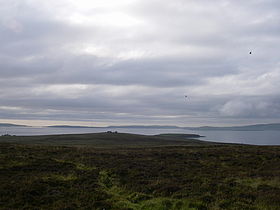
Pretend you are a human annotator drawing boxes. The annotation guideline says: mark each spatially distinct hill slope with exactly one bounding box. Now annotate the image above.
[0,132,217,147]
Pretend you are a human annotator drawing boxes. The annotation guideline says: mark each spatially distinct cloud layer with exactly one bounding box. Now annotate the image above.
[0,0,280,126]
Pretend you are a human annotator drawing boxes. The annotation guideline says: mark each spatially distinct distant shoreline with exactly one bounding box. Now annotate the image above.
[2,123,280,131]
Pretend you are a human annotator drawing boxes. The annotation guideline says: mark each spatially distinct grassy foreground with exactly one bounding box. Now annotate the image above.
[1,133,280,209]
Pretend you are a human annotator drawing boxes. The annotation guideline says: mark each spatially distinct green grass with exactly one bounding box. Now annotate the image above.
[42,174,78,182]
[1,133,280,209]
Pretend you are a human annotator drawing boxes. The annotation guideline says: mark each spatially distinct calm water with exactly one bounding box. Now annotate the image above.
[1,126,280,145]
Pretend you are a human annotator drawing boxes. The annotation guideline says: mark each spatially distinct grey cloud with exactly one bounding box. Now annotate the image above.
[219,96,280,118]
[3,54,238,88]
[0,0,280,126]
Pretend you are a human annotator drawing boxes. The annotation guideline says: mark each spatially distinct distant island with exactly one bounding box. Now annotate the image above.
[186,123,280,131]
[2,122,280,131]
[107,125,179,129]
[0,123,28,127]
[47,125,179,129]
[47,125,101,128]
[48,123,280,131]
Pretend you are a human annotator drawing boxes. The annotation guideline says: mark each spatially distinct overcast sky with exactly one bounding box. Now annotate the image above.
[0,0,280,126]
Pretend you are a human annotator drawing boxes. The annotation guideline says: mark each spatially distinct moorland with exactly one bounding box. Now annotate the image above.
[1,132,280,209]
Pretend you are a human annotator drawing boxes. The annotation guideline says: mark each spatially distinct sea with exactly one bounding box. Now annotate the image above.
[0,126,280,145]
